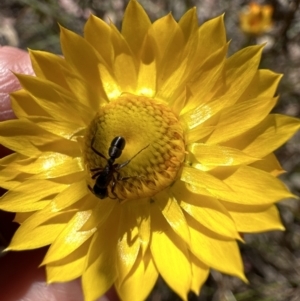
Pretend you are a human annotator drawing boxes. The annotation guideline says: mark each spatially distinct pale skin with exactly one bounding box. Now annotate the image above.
[0,46,119,301]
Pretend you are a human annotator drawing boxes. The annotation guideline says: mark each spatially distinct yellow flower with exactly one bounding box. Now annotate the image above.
[0,1,299,300]
[239,2,273,35]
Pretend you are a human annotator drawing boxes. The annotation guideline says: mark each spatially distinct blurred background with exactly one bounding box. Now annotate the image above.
[0,0,300,300]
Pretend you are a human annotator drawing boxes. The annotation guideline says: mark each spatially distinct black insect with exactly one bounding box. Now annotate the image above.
[88,136,148,199]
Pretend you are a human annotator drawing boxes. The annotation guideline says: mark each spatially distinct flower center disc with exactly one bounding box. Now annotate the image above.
[83,93,185,202]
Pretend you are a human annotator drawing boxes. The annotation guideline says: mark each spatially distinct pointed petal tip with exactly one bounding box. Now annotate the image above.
[241,274,249,284]
[86,13,106,26]
[39,262,46,268]
[237,234,245,243]
[287,192,300,200]
[58,24,72,35]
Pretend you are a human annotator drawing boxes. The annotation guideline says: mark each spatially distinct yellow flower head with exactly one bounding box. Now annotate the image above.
[0,1,299,300]
[239,2,274,35]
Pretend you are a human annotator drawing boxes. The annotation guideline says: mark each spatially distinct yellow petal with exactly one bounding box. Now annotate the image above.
[132,200,150,256]
[60,26,108,106]
[116,250,158,301]
[114,53,137,93]
[207,96,277,144]
[216,165,294,205]
[46,239,90,282]
[151,13,182,59]
[185,126,215,145]
[0,152,21,166]
[177,31,199,89]
[221,45,264,104]
[0,166,23,190]
[116,202,141,284]
[30,158,84,180]
[98,55,122,99]
[172,181,240,240]
[154,15,186,102]
[238,69,282,101]
[10,89,48,119]
[109,24,138,94]
[121,0,151,56]
[241,114,300,157]
[29,50,70,91]
[27,116,85,140]
[187,214,246,282]
[8,153,71,174]
[228,205,284,233]
[189,143,258,166]
[110,22,134,60]
[250,153,284,176]
[181,166,231,195]
[150,204,191,301]
[82,207,120,301]
[79,198,116,231]
[47,256,86,283]
[179,7,198,41]
[84,15,113,66]
[182,43,227,115]
[190,252,209,294]
[60,65,108,114]
[7,211,75,250]
[42,211,95,264]
[51,181,90,211]
[82,240,116,301]
[0,119,59,157]
[16,74,87,123]
[180,80,229,129]
[0,179,68,212]
[136,33,156,97]
[14,212,34,224]
[154,190,191,245]
[197,15,226,63]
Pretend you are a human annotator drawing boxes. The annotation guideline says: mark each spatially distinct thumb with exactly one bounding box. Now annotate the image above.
[0,46,34,121]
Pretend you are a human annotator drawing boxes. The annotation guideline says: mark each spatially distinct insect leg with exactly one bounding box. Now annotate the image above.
[117,144,150,170]
[90,167,104,172]
[91,170,104,179]
[91,136,107,160]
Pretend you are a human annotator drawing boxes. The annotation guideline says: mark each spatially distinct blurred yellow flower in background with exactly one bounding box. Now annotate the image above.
[240,2,273,35]
[0,0,299,301]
